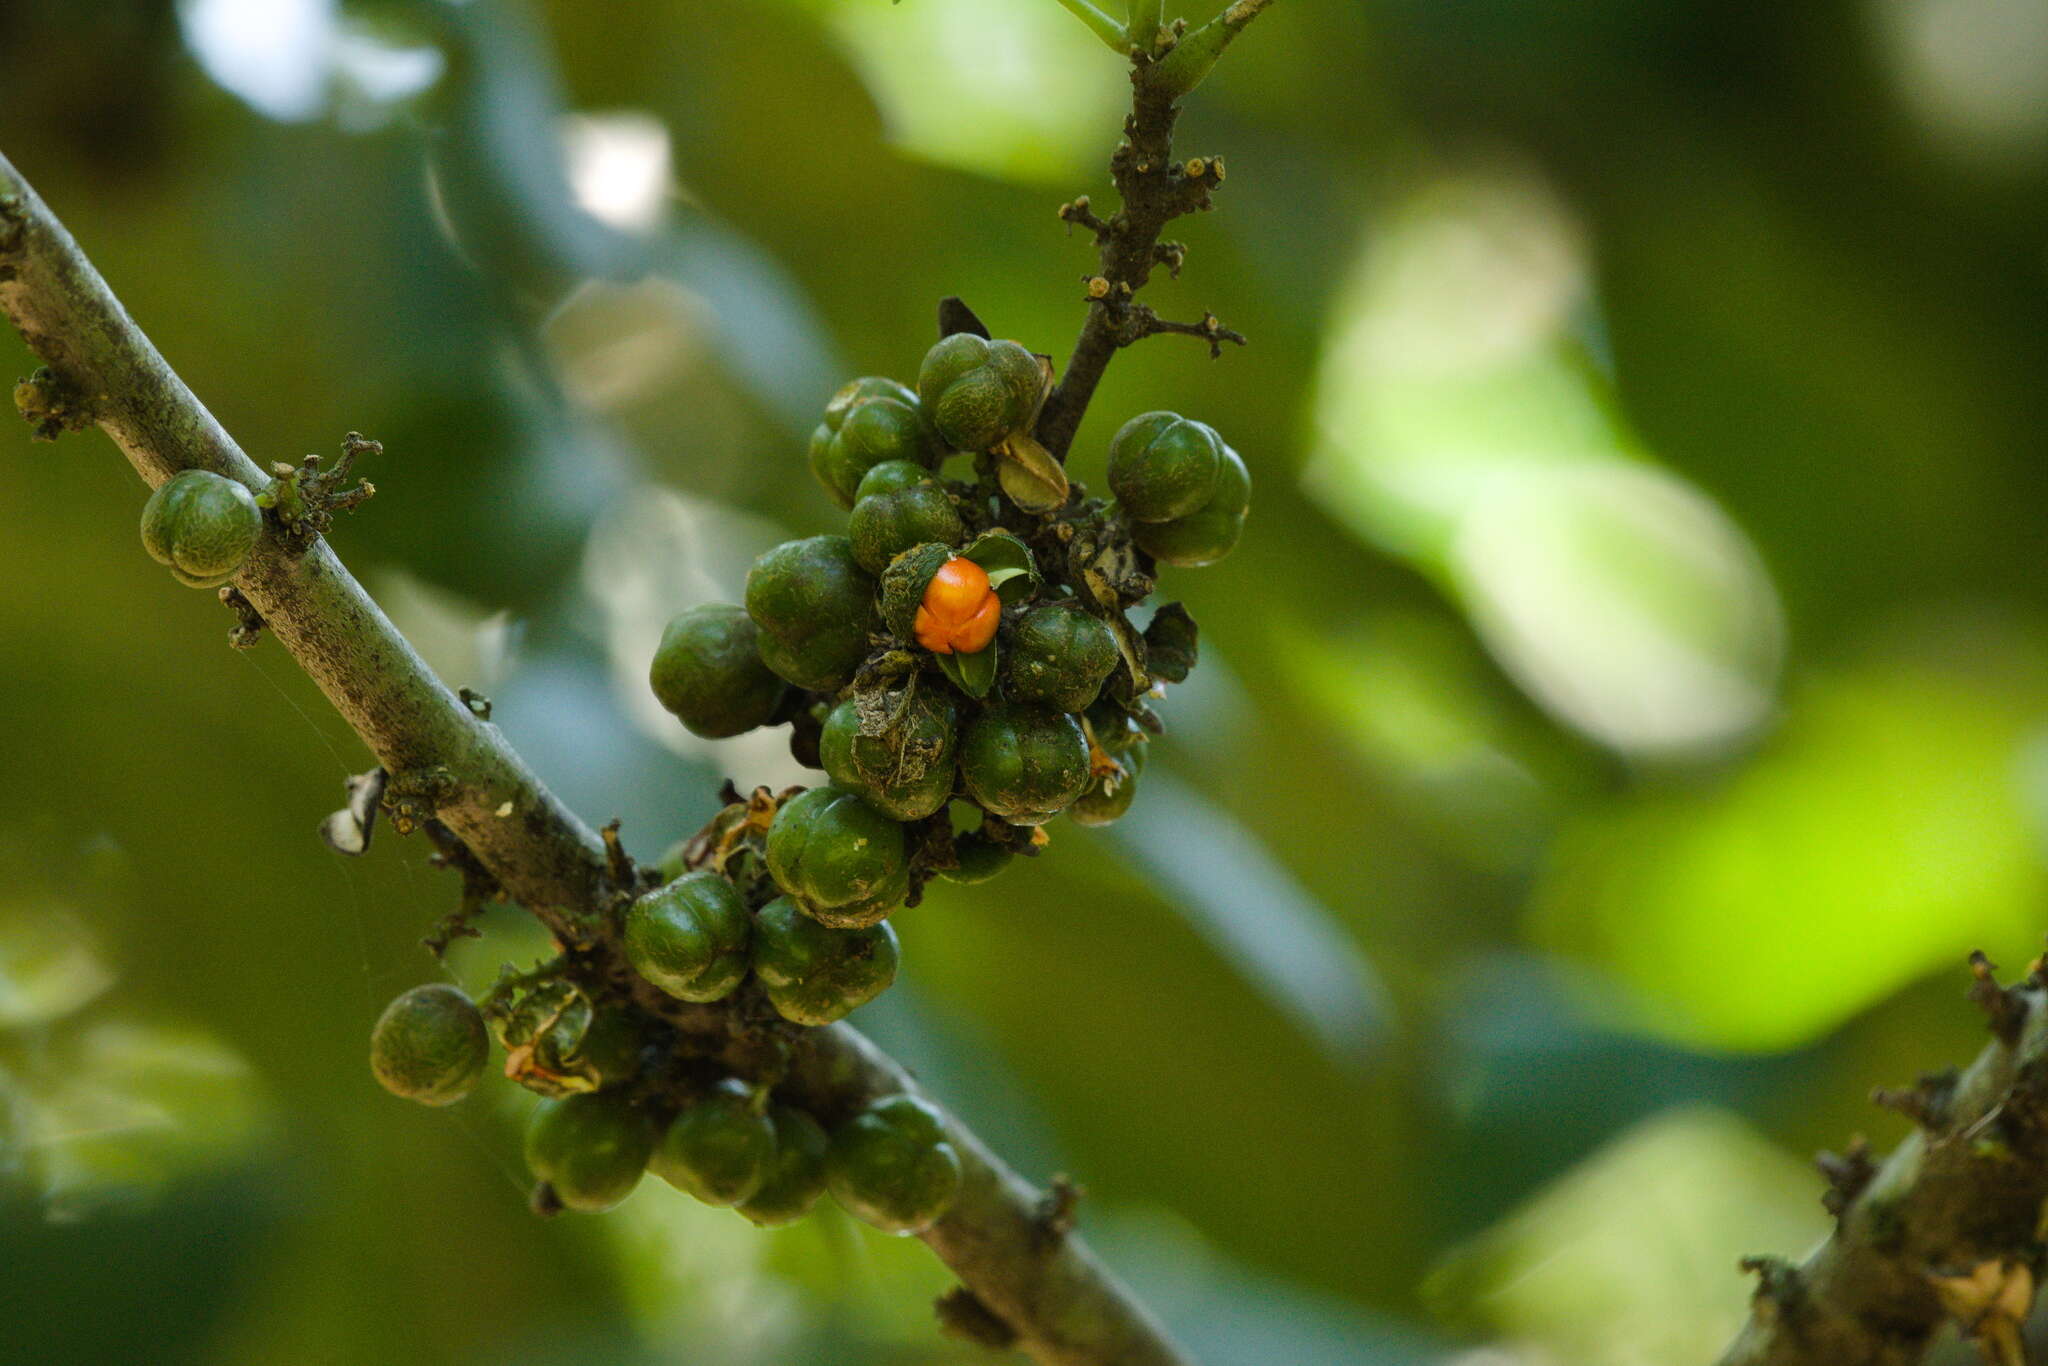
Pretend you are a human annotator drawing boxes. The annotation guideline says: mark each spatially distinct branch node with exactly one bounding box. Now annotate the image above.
[258,431,379,544]
[1739,1255,1807,1322]
[218,585,266,649]
[934,1286,1020,1350]
[14,365,92,439]
[1035,1173,1084,1242]
[601,818,637,888]
[1873,1067,1961,1132]
[383,765,456,838]
[458,687,493,721]
[1970,951,2029,1045]
[1816,1135,1876,1220]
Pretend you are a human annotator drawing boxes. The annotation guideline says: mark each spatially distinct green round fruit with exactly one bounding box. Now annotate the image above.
[765,787,910,927]
[916,335,1043,453]
[827,1094,963,1235]
[524,1090,657,1213]
[623,871,753,1003]
[809,378,937,509]
[369,983,489,1107]
[939,830,1014,885]
[848,464,964,574]
[1084,700,1146,756]
[1069,743,1145,828]
[1105,412,1224,523]
[819,689,959,822]
[648,604,788,739]
[1003,601,1120,713]
[751,896,900,1025]
[651,1077,775,1207]
[958,704,1091,825]
[745,536,879,692]
[1129,443,1250,568]
[738,1105,831,1227]
[139,469,263,589]
[878,542,957,642]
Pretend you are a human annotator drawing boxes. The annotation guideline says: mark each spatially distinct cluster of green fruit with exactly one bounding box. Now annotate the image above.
[369,981,963,1233]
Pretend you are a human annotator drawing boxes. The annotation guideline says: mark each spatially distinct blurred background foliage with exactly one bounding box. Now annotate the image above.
[3,0,2047,1361]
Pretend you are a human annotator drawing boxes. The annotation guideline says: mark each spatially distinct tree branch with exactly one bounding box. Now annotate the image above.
[0,150,1193,1366]
[1717,955,2048,1366]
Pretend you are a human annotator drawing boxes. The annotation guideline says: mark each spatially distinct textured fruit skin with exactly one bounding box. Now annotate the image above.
[750,896,900,1025]
[369,983,489,1107]
[1069,742,1145,828]
[819,690,959,822]
[916,335,1042,452]
[1129,442,1250,568]
[827,1094,963,1235]
[808,377,937,509]
[745,536,879,692]
[648,604,788,739]
[139,470,263,589]
[914,557,1001,655]
[848,464,964,574]
[1004,601,1119,713]
[651,1077,775,1207]
[939,830,1014,885]
[959,704,1092,825]
[524,1090,657,1213]
[880,543,958,643]
[738,1105,831,1227]
[623,871,753,1003]
[1106,412,1224,523]
[765,787,910,927]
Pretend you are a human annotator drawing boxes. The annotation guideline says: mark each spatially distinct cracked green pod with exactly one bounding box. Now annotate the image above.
[827,1094,962,1235]
[623,870,752,1003]
[808,377,938,509]
[139,469,263,589]
[1106,411,1225,523]
[765,786,910,927]
[1130,441,1249,568]
[738,1105,831,1227]
[880,542,958,642]
[525,1089,657,1213]
[745,536,879,692]
[486,977,641,1098]
[848,462,964,574]
[649,604,789,739]
[1070,741,1146,828]
[651,1077,775,1207]
[1004,601,1119,713]
[369,983,489,1107]
[916,334,1043,452]
[751,896,900,1025]
[820,688,959,822]
[958,704,1092,825]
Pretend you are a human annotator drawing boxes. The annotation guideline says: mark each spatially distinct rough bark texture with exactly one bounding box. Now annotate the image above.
[0,149,1194,1366]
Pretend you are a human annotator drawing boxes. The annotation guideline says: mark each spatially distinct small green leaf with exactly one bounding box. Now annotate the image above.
[962,529,1041,605]
[1144,603,1199,683]
[937,642,1000,699]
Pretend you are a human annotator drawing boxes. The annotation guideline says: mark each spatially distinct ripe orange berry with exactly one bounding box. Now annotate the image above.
[914,557,1001,654]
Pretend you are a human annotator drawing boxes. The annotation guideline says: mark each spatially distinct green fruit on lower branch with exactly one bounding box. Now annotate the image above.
[624,871,752,1003]
[369,983,488,1107]
[1084,699,1146,756]
[916,334,1043,452]
[819,688,959,821]
[751,897,900,1025]
[648,604,788,739]
[827,1094,963,1235]
[1128,442,1249,568]
[140,469,263,589]
[745,536,879,692]
[1106,411,1224,523]
[765,787,910,927]
[525,1090,657,1213]
[651,1077,775,1207]
[809,377,937,509]
[1069,743,1145,828]
[738,1105,831,1227]
[959,704,1091,825]
[939,830,1014,885]
[1004,601,1120,713]
[848,464,964,574]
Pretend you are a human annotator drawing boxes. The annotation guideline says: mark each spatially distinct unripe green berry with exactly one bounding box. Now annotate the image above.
[819,689,958,822]
[848,463,964,574]
[1069,743,1145,828]
[751,896,899,1026]
[765,786,910,927]
[1004,601,1120,714]
[369,983,489,1107]
[809,378,938,509]
[651,1078,775,1207]
[916,335,1043,452]
[623,871,752,1003]
[524,1090,657,1213]
[958,704,1091,826]
[939,830,1014,885]
[1105,412,1224,523]
[1129,443,1250,568]
[738,1105,831,1227]
[744,536,879,692]
[827,1094,963,1235]
[139,469,263,589]
[648,604,789,739]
